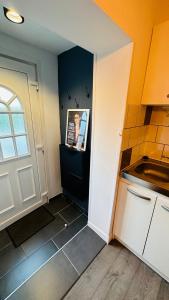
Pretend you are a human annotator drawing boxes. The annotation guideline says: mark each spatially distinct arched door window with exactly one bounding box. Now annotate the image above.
[0,85,29,161]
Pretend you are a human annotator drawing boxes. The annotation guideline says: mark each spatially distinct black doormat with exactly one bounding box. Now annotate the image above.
[7,206,55,247]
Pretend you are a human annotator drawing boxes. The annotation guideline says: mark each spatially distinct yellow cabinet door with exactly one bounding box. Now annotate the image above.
[142,20,169,105]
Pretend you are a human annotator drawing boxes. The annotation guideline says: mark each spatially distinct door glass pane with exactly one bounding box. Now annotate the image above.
[0,114,12,136]
[0,86,13,102]
[9,98,23,112]
[12,114,26,134]
[0,138,15,158]
[15,136,29,156]
[0,103,8,112]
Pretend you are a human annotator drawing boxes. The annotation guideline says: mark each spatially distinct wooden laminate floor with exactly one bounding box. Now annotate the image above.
[64,240,169,300]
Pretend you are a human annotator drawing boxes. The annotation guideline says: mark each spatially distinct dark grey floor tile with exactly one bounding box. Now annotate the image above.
[21,214,65,256]
[0,229,12,251]
[0,240,58,300]
[8,251,78,300]
[53,215,87,249]
[83,210,88,217]
[0,244,26,278]
[63,226,106,274]
[59,204,83,224]
[45,195,71,216]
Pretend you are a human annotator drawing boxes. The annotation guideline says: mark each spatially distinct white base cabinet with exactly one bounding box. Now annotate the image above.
[114,180,156,255]
[143,195,169,279]
[115,178,169,282]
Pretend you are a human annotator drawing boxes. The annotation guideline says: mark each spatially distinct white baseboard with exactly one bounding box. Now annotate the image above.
[48,189,62,200]
[88,221,110,243]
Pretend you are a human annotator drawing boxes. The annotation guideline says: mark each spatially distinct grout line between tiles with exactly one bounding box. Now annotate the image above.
[57,212,69,224]
[1,207,87,290]
[50,213,88,240]
[62,249,80,276]
[51,238,60,249]
[0,238,59,282]
[161,144,165,159]
[70,213,86,223]
[0,230,63,281]
[155,125,159,143]
[55,203,72,214]
[4,225,88,300]
[52,223,88,251]
[1,201,87,297]
[0,242,12,255]
[69,201,88,215]
[52,212,85,240]
[4,248,60,300]
[0,255,27,281]
[21,213,86,258]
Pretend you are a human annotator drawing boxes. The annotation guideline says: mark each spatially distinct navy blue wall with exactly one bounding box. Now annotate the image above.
[58,46,93,148]
[58,46,93,211]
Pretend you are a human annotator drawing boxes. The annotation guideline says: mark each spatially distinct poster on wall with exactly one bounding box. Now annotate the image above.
[65,109,90,151]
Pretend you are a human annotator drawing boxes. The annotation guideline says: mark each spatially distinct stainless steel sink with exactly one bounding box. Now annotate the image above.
[134,162,169,183]
[122,158,169,197]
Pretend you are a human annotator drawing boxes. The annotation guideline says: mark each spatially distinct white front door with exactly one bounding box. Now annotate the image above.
[0,66,42,229]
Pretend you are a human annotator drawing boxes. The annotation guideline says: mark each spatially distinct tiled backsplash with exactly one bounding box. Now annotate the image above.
[143,107,169,162]
[120,106,169,170]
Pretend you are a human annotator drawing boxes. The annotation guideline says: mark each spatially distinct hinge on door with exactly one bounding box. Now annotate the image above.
[29,81,39,92]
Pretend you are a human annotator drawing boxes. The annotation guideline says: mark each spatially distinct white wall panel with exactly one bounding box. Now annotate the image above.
[0,173,14,214]
[17,165,36,202]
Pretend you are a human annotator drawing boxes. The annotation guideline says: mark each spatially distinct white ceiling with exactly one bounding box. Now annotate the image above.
[0,4,75,54]
[0,0,131,55]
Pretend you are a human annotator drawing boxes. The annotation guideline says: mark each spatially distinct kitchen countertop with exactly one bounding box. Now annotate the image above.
[121,158,169,197]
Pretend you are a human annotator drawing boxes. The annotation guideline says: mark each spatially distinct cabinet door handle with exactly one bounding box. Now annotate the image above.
[161,205,169,212]
[127,188,151,201]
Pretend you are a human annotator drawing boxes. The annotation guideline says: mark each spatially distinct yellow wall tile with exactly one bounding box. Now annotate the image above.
[143,142,164,160]
[145,125,158,142]
[138,126,146,144]
[151,107,169,126]
[125,104,138,128]
[121,129,130,151]
[163,145,169,157]
[156,126,169,144]
[161,145,169,163]
[130,144,142,164]
[128,127,139,148]
[136,106,146,126]
[139,143,145,158]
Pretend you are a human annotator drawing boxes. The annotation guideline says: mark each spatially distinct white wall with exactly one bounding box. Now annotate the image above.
[88,43,133,242]
[0,32,61,199]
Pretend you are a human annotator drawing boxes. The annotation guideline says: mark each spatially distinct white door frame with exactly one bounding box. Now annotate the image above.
[0,55,48,229]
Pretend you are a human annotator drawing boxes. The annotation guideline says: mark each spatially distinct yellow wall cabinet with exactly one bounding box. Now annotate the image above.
[142,20,169,105]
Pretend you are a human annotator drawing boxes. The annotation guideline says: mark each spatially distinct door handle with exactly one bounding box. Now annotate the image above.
[127,188,151,201]
[36,145,44,153]
[161,204,169,212]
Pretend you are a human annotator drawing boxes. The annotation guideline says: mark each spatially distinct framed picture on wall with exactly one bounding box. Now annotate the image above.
[65,109,90,151]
